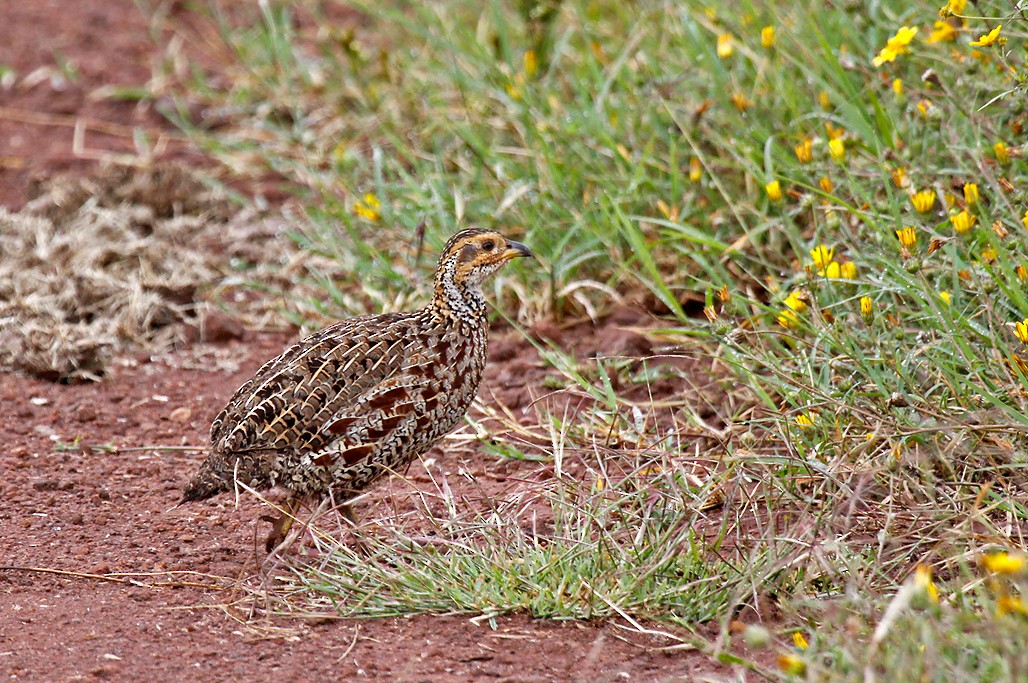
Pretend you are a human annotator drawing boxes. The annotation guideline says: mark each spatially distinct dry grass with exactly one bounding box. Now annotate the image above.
[0,163,286,380]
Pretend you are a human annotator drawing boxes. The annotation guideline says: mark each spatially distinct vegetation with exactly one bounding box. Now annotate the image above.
[151,0,1028,679]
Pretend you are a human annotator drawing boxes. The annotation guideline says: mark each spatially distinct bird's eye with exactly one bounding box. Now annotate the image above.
[481,240,495,251]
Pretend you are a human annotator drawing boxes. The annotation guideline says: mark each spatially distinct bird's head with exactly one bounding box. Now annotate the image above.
[432,228,534,320]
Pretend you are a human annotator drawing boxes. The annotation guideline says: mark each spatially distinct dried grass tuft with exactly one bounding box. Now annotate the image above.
[0,163,283,381]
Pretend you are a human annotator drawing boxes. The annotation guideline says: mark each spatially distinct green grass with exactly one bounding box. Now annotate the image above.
[150,0,1028,679]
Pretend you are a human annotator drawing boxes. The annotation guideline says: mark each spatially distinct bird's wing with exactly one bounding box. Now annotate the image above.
[210,313,420,456]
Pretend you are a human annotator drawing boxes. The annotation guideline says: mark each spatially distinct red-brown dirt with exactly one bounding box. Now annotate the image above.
[0,1,767,680]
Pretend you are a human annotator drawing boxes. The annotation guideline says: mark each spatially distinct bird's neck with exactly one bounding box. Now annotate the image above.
[428,255,487,324]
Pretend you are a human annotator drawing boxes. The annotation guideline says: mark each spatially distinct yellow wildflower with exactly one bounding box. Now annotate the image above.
[810,246,835,272]
[917,99,935,119]
[730,92,753,111]
[963,182,980,206]
[981,551,1027,574]
[997,596,1028,617]
[689,157,702,183]
[777,654,806,676]
[860,296,874,319]
[940,0,966,17]
[928,21,958,43]
[777,309,801,329]
[766,180,784,202]
[761,25,776,49]
[970,25,1002,47]
[914,565,940,604]
[828,138,845,161]
[872,26,918,67]
[819,177,834,193]
[792,632,809,650]
[818,90,831,109]
[892,166,909,188]
[840,262,857,279]
[994,141,1010,164]
[1016,320,1028,345]
[824,261,841,278]
[717,33,734,59]
[981,246,998,263]
[892,78,904,98]
[1023,210,1028,231]
[952,210,976,234]
[353,193,382,221]
[1016,265,1028,282]
[824,122,845,140]
[784,290,809,312]
[911,190,936,213]
[795,414,813,428]
[939,291,951,305]
[794,138,813,163]
[896,227,918,249]
[524,50,538,77]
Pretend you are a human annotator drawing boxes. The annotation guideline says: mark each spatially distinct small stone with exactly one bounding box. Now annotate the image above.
[31,478,59,491]
[169,406,192,422]
[200,310,245,343]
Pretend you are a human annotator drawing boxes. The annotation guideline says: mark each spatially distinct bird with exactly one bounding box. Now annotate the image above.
[181,228,534,551]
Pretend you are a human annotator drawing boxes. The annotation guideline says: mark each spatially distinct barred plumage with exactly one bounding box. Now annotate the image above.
[181,228,533,548]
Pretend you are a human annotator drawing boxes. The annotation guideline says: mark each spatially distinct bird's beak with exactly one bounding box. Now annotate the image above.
[503,240,535,260]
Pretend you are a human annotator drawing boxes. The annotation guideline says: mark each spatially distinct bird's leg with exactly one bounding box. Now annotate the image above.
[263,496,302,553]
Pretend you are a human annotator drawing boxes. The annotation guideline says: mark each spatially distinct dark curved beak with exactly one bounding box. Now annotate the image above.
[504,240,535,260]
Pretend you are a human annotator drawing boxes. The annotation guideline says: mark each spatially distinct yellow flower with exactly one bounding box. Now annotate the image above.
[860,296,873,315]
[818,90,831,108]
[952,211,976,233]
[892,78,904,97]
[994,142,1010,164]
[970,25,1002,47]
[730,92,754,111]
[795,414,814,428]
[1023,210,1028,231]
[896,227,918,249]
[717,33,734,59]
[872,26,918,67]
[928,21,958,43]
[524,50,538,77]
[939,291,951,305]
[766,180,784,202]
[940,0,966,17]
[819,177,834,193]
[828,138,845,161]
[997,596,1028,617]
[981,551,1027,574]
[689,157,702,183]
[1015,320,1028,345]
[963,182,980,206]
[353,193,382,221]
[981,246,998,263]
[777,654,806,676]
[892,167,909,188]
[784,290,809,312]
[911,190,936,213]
[794,138,813,163]
[1016,265,1027,282]
[778,309,801,329]
[824,261,841,278]
[840,262,857,279]
[810,246,835,271]
[792,632,809,650]
[761,26,776,49]
[914,565,940,604]
[917,99,935,119]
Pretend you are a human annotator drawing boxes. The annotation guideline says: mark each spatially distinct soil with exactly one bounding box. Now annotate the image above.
[0,1,766,681]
